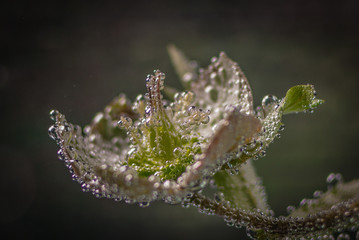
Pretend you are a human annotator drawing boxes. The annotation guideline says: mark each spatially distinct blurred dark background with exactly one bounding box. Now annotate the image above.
[1,0,359,239]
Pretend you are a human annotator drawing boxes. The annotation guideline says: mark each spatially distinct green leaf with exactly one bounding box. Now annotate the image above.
[282,84,324,115]
[214,160,270,212]
[222,84,324,171]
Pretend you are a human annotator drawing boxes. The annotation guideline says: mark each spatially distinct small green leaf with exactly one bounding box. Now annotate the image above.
[222,84,323,171]
[282,84,324,115]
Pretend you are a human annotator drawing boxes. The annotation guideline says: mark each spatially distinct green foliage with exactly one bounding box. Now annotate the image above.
[282,84,324,114]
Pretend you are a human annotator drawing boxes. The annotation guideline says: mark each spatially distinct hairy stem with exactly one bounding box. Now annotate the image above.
[189,193,359,239]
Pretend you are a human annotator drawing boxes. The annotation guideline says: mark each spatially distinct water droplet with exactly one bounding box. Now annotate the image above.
[118,116,133,130]
[188,106,196,114]
[300,198,308,207]
[181,135,189,142]
[57,149,65,161]
[125,174,133,184]
[214,193,224,202]
[181,201,190,208]
[262,95,278,107]
[246,228,258,239]
[261,95,279,117]
[313,190,323,198]
[64,123,72,132]
[201,115,210,124]
[326,173,343,189]
[48,125,58,140]
[226,221,234,227]
[49,109,59,121]
[139,202,150,207]
[258,150,266,158]
[173,147,182,157]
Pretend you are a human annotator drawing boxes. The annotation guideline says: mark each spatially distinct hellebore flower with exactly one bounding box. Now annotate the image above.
[48,49,266,204]
[49,46,359,239]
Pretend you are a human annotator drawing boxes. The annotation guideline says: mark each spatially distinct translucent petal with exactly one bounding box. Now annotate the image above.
[191,52,255,138]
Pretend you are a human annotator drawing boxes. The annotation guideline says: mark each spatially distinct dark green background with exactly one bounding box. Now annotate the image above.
[1,0,358,239]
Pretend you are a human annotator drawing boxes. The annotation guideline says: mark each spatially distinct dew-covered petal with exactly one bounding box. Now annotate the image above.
[49,93,196,203]
[178,109,261,189]
[190,52,255,138]
[87,94,138,146]
[49,73,215,203]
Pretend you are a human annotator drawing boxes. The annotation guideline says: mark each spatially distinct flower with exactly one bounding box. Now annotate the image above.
[48,50,265,204]
[49,46,359,239]
[49,46,325,207]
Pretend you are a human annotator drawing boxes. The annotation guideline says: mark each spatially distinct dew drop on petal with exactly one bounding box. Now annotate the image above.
[57,149,65,161]
[201,115,210,124]
[49,109,59,121]
[48,125,58,140]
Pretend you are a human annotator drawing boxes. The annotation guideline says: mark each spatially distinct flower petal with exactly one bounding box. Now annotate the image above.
[191,52,255,137]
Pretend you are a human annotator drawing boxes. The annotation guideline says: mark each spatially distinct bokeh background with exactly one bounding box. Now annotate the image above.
[1,0,359,239]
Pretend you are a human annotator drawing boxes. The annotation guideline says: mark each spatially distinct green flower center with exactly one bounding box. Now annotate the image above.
[118,70,209,181]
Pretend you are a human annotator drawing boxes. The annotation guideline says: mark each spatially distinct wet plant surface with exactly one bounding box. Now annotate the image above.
[2,1,359,239]
[48,46,359,239]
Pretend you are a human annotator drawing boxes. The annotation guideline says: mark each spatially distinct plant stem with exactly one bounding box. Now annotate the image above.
[189,193,359,239]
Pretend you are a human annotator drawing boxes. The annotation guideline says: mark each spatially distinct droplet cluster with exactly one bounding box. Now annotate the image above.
[189,191,359,240]
[220,94,282,173]
[48,52,268,208]
[47,69,225,206]
[48,113,191,205]
[48,49,354,240]
[191,52,255,138]
[117,70,212,182]
[189,172,359,239]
